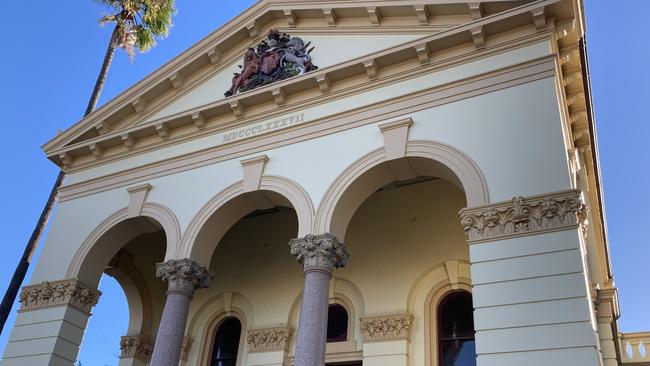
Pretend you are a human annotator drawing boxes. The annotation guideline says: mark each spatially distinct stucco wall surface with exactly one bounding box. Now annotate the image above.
[32,74,571,286]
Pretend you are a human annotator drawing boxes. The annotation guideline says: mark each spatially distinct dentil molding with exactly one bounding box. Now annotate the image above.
[120,335,154,362]
[247,326,293,352]
[18,279,101,314]
[459,189,587,243]
[360,314,413,342]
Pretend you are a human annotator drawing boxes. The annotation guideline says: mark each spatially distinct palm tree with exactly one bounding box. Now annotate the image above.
[0,0,177,335]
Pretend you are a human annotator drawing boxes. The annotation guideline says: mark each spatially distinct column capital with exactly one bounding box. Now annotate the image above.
[459,189,587,243]
[120,334,154,362]
[289,234,350,272]
[18,279,101,315]
[156,259,214,296]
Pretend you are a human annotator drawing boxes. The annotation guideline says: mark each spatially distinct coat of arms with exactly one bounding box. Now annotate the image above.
[224,30,318,97]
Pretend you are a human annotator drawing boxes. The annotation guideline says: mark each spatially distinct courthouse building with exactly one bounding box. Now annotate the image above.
[2,0,648,365]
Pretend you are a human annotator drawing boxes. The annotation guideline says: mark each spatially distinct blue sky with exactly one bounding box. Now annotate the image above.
[0,1,648,364]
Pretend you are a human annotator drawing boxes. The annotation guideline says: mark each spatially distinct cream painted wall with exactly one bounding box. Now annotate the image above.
[33,76,571,286]
[185,179,468,364]
[408,76,571,201]
[148,34,423,121]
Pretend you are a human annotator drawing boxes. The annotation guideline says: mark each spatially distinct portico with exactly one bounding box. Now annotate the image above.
[1,0,637,365]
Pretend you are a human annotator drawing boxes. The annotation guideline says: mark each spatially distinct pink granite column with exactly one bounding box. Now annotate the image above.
[290,234,350,366]
[150,259,213,366]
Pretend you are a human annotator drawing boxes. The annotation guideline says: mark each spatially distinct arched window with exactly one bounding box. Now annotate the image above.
[438,291,476,366]
[210,317,241,366]
[327,304,348,342]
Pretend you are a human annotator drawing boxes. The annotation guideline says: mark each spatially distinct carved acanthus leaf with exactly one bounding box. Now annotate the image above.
[18,279,101,314]
[181,337,193,361]
[120,335,153,362]
[360,314,412,341]
[247,326,293,352]
[289,234,350,270]
[156,259,214,296]
[459,190,588,243]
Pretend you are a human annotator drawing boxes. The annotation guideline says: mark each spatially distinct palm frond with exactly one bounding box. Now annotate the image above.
[95,0,177,59]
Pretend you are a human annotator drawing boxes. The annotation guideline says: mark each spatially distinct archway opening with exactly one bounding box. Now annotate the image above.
[328,156,469,241]
[188,189,303,364]
[75,216,169,365]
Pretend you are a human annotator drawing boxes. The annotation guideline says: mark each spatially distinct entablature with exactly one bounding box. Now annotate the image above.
[45,0,574,172]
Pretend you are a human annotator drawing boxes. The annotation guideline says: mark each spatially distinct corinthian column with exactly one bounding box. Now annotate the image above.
[290,234,350,366]
[150,259,213,366]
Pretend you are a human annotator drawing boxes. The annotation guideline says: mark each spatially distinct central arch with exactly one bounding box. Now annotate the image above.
[179,175,314,264]
[314,140,489,239]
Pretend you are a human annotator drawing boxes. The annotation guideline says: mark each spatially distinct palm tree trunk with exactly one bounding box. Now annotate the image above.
[85,27,119,116]
[0,26,120,335]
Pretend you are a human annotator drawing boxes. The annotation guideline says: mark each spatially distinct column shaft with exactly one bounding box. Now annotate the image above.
[289,234,350,366]
[150,293,192,366]
[294,268,331,366]
[150,259,213,366]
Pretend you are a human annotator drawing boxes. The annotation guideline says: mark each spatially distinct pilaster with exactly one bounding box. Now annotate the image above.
[0,279,101,366]
[461,190,601,366]
[360,314,412,366]
[246,326,293,366]
[596,287,621,366]
[119,334,153,366]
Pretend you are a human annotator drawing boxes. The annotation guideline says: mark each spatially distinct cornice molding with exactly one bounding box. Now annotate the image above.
[246,326,293,352]
[57,56,555,202]
[360,314,412,342]
[459,189,587,243]
[45,0,524,153]
[18,279,101,315]
[44,0,566,170]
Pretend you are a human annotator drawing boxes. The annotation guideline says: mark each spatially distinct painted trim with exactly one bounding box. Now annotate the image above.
[314,140,489,238]
[65,202,181,283]
[178,175,314,261]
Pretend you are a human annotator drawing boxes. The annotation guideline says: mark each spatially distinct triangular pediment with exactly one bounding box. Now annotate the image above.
[45,0,573,170]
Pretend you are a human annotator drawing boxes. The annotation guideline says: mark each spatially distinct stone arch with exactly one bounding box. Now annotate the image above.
[67,202,180,288]
[314,140,489,239]
[406,260,472,366]
[105,256,154,337]
[179,175,314,265]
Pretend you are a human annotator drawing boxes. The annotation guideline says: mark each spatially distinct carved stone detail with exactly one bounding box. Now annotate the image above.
[289,234,350,271]
[180,336,193,361]
[156,259,214,296]
[360,314,412,342]
[459,189,587,243]
[18,279,101,314]
[120,335,154,361]
[247,326,292,352]
[224,30,318,97]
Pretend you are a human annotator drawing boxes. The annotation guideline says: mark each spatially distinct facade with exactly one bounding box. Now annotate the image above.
[1,0,647,365]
